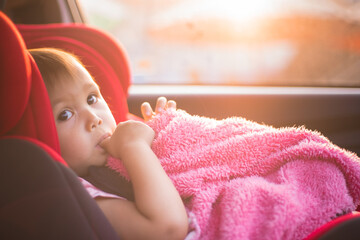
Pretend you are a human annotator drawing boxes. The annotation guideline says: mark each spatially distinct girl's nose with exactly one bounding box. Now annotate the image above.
[86,110,103,131]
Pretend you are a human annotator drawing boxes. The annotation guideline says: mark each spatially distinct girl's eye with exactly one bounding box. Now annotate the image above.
[57,110,73,121]
[87,94,98,105]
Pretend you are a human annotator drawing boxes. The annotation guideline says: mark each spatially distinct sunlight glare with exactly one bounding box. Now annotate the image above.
[199,0,279,24]
[151,0,282,29]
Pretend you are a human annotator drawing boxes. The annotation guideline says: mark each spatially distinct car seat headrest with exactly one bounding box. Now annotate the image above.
[17,23,131,124]
[1,11,132,159]
[0,11,60,153]
[0,11,31,135]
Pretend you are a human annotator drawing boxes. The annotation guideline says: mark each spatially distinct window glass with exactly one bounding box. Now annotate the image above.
[80,0,360,87]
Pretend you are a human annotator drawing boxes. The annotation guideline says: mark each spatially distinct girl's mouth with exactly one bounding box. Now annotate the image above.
[97,133,111,149]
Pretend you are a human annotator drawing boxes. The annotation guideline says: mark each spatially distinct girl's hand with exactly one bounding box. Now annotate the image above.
[141,97,176,121]
[96,98,188,240]
[100,120,155,159]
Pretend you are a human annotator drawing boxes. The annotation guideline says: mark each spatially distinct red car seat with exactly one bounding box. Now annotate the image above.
[2,9,360,240]
[0,12,61,158]
[0,11,119,239]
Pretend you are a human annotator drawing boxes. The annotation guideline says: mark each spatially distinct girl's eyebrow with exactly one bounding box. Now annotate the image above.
[51,95,72,108]
[84,82,100,91]
[51,82,100,107]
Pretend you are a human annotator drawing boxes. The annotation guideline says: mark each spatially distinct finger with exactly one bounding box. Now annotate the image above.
[99,137,111,149]
[155,97,167,114]
[141,102,154,121]
[167,100,177,109]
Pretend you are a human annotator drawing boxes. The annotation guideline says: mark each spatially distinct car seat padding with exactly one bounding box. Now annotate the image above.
[0,11,60,154]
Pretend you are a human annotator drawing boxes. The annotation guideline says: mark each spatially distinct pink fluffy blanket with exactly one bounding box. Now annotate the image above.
[107,109,360,240]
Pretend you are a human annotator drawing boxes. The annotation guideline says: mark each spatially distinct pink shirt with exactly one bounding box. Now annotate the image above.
[79,177,125,200]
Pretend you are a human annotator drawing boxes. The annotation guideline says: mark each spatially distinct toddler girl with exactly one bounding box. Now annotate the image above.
[29,48,188,240]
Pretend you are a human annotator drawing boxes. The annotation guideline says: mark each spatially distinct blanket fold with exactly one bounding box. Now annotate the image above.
[107,109,360,240]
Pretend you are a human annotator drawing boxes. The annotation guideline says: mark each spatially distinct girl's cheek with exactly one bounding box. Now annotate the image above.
[55,121,75,141]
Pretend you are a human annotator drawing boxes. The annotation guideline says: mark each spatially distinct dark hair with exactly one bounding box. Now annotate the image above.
[29,48,85,91]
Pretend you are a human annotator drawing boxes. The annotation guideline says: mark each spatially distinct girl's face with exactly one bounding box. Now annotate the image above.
[48,60,116,176]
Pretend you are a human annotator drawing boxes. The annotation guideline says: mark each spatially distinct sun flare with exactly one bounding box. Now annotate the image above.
[152,0,280,26]
[198,0,278,24]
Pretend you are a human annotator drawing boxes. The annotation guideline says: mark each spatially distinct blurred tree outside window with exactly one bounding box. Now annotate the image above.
[80,0,360,87]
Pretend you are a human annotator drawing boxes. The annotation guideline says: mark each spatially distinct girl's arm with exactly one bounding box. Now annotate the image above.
[97,99,187,240]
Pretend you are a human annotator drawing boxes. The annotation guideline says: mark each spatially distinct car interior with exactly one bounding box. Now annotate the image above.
[1,0,360,239]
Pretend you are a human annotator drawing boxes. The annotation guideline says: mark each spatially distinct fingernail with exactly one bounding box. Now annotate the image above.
[146,109,151,116]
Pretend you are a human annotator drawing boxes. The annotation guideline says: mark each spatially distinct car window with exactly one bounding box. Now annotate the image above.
[79,0,360,87]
